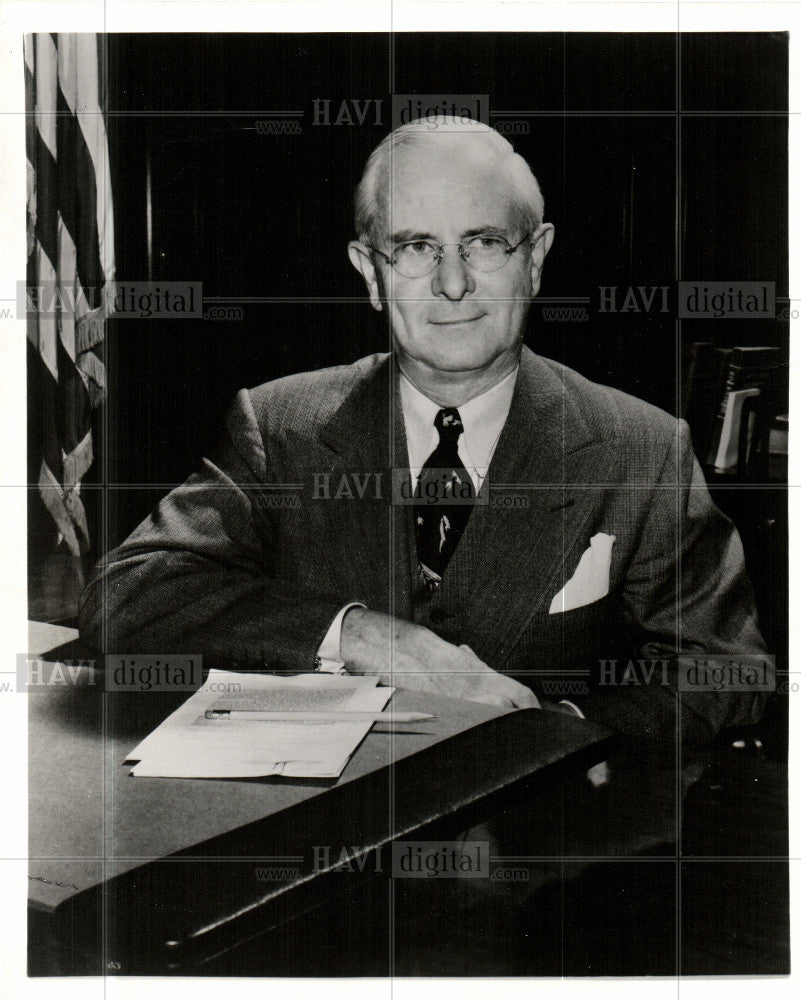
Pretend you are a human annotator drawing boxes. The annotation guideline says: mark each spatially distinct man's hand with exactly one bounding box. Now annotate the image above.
[340,607,540,710]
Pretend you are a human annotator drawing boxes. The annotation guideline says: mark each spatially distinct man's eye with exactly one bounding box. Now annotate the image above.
[400,241,433,255]
[473,236,505,248]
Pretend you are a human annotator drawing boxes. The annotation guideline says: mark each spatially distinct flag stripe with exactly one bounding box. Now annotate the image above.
[56,86,105,310]
[31,129,58,277]
[28,338,62,481]
[56,331,91,458]
[24,55,36,260]
[31,244,58,380]
[62,428,94,490]
[34,34,58,161]
[76,350,107,409]
[58,33,115,288]
[96,35,107,117]
[23,34,34,76]
[38,459,87,556]
[57,214,77,362]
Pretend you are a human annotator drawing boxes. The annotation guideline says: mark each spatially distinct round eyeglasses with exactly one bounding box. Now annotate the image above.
[366,233,533,278]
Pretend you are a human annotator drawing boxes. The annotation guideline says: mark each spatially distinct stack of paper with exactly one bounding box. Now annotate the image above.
[126,669,393,779]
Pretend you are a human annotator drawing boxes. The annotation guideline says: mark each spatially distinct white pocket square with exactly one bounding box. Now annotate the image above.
[549,532,616,614]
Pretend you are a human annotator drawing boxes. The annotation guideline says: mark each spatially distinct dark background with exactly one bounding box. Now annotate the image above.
[28,32,789,679]
[97,32,788,492]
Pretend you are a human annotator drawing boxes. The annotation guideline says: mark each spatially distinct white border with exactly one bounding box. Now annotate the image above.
[1,5,797,1000]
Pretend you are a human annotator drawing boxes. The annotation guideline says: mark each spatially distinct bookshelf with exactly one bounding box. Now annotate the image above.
[681,339,788,758]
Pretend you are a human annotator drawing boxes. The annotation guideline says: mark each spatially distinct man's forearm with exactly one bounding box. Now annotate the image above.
[79,547,348,672]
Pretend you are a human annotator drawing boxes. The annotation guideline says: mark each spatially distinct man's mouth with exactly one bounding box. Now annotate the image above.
[428,314,487,326]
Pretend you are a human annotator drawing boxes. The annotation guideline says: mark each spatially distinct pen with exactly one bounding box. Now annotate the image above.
[204,710,434,723]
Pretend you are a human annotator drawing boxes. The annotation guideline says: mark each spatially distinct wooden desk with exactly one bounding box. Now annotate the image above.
[28,625,788,977]
[28,627,615,975]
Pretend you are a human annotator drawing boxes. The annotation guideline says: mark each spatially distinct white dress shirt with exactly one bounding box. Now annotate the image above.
[314,366,518,670]
[398,366,518,494]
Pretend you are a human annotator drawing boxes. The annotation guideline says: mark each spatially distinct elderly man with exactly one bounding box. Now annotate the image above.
[80,116,769,745]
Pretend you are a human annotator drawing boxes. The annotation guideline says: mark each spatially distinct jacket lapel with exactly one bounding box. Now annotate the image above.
[317,354,415,619]
[428,347,618,667]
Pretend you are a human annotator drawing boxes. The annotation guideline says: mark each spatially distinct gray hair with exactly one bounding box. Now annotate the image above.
[354,116,545,244]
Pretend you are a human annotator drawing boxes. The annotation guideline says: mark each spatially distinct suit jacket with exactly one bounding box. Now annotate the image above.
[79,347,770,746]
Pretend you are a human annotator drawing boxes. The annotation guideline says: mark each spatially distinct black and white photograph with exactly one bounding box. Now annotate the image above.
[4,8,795,991]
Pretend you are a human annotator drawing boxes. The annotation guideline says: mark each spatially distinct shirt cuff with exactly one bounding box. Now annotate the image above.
[559,699,586,719]
[314,602,366,673]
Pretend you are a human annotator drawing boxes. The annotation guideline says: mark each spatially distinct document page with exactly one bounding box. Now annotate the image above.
[126,670,393,779]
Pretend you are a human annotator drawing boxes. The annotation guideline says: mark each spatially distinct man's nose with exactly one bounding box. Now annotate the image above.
[431,245,475,300]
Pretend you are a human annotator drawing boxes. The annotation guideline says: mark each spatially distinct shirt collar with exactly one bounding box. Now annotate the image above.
[398,365,519,478]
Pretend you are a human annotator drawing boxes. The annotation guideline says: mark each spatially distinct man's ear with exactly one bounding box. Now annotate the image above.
[529,223,555,297]
[348,241,383,312]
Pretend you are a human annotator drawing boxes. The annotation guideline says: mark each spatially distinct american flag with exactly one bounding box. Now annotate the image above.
[25,33,115,556]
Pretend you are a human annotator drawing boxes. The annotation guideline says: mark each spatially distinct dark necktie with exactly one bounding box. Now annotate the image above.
[415,407,476,592]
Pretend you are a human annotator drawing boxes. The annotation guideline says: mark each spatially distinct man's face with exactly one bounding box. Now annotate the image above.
[350,140,553,379]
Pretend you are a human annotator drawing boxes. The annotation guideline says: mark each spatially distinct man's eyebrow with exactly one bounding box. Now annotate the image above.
[388,225,512,243]
[388,230,436,243]
[460,225,511,238]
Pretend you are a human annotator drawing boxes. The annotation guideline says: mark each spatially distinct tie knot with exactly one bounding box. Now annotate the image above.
[434,407,464,441]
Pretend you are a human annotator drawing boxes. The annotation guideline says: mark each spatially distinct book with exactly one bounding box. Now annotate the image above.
[711,387,760,474]
[705,346,782,473]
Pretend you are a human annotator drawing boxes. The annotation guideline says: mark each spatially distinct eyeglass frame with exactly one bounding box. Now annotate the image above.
[363,230,538,277]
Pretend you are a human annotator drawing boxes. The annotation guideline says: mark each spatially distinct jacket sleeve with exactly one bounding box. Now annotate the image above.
[78,389,345,672]
[577,419,772,748]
